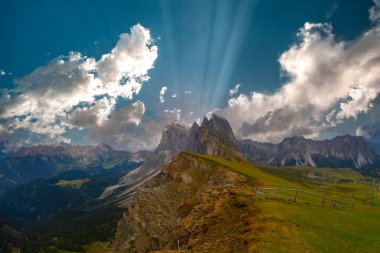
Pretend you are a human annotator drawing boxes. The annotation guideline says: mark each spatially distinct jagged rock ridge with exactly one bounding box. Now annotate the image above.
[238,135,380,170]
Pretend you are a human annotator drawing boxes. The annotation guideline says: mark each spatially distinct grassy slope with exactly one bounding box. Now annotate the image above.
[55,178,91,189]
[102,160,126,170]
[192,153,380,253]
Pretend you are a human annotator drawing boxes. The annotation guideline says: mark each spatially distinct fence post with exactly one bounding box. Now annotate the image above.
[333,200,336,208]
[322,196,325,206]
[254,186,258,198]
[294,190,298,203]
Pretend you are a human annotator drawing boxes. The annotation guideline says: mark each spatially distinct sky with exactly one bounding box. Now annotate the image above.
[0,0,380,151]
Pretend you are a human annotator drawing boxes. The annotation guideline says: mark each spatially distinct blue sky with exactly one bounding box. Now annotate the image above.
[0,0,379,150]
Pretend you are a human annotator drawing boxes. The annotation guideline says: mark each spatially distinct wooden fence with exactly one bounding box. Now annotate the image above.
[253,187,354,208]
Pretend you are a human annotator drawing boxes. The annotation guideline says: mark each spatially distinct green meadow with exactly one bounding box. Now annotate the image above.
[193,153,380,253]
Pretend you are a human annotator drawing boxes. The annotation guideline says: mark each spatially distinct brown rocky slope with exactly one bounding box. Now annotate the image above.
[114,152,259,253]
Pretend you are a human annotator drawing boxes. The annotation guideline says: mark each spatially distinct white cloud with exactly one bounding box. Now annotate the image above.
[56,136,71,144]
[0,69,5,76]
[0,24,157,141]
[229,83,241,96]
[184,90,192,94]
[172,93,177,98]
[356,126,370,138]
[213,3,380,143]
[123,120,164,151]
[159,86,167,103]
[95,105,182,151]
[370,0,380,23]
[163,108,181,121]
[87,100,146,145]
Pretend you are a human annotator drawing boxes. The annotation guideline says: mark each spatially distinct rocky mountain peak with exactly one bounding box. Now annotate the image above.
[201,114,236,142]
[156,123,190,153]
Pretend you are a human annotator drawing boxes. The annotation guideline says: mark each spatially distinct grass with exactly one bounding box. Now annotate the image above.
[53,241,113,253]
[83,241,114,253]
[190,153,380,253]
[102,159,126,169]
[55,178,91,189]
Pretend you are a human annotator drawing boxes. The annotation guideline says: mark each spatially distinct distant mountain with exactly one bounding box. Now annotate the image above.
[0,142,147,192]
[100,114,242,201]
[238,135,380,172]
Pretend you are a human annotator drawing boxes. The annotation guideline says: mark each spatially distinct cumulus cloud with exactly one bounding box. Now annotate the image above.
[356,123,380,140]
[123,120,164,151]
[356,126,370,138]
[172,93,177,98]
[86,101,146,146]
[159,86,167,103]
[229,83,241,96]
[0,69,6,76]
[0,24,157,142]
[99,106,181,151]
[213,3,380,143]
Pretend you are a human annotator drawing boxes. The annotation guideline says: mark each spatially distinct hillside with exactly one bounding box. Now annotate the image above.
[115,152,380,253]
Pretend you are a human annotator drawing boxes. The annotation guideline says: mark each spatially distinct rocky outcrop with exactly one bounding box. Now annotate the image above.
[114,152,254,253]
[238,135,380,170]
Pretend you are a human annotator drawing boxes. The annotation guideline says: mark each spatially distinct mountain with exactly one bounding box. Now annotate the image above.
[100,114,242,202]
[0,142,146,192]
[112,115,249,252]
[186,115,242,158]
[238,135,380,171]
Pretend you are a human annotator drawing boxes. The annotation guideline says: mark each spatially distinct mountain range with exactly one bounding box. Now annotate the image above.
[238,135,380,172]
[1,114,380,251]
[104,115,380,203]
[0,142,147,193]
[99,114,243,202]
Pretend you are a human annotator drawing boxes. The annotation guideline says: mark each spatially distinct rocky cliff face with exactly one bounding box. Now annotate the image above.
[186,114,242,159]
[114,152,255,253]
[238,135,380,170]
